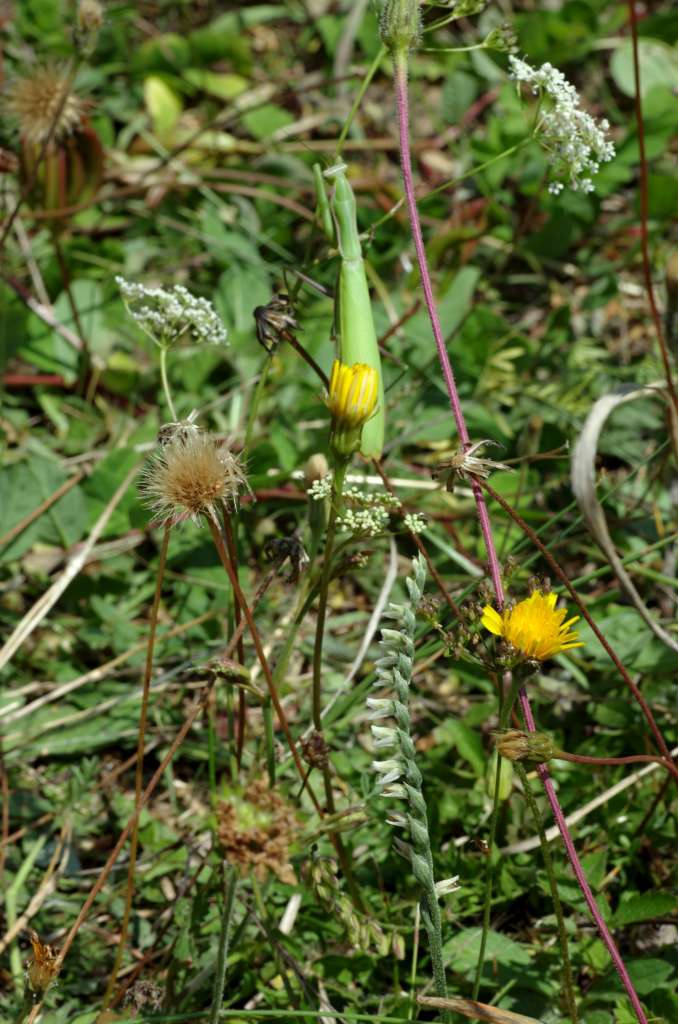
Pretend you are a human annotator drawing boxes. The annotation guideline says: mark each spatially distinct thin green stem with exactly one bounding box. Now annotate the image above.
[159,346,178,421]
[245,358,272,451]
[472,671,522,1000]
[336,46,387,157]
[515,763,579,1023]
[262,698,276,786]
[311,460,347,732]
[208,868,238,1024]
[102,523,171,1008]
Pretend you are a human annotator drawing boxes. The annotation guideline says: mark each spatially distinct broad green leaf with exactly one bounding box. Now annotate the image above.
[144,75,183,138]
[444,927,532,972]
[611,38,678,98]
[614,892,678,927]
[435,719,485,776]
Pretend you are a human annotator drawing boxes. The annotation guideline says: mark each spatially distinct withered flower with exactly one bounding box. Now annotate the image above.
[140,432,248,526]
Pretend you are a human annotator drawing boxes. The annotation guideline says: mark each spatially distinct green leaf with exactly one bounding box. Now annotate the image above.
[183,69,248,100]
[144,75,183,138]
[241,102,294,140]
[611,38,678,98]
[625,957,674,996]
[435,719,485,776]
[614,892,678,927]
[0,458,87,562]
[444,927,532,972]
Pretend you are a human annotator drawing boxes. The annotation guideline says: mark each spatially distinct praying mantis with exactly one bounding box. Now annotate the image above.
[314,161,385,460]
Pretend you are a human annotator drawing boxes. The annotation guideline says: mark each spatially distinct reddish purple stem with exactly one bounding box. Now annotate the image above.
[393,57,504,607]
[393,50,648,1024]
[520,688,648,1023]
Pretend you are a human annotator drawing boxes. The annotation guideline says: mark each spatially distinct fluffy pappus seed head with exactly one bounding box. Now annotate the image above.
[6,65,87,145]
[140,432,248,526]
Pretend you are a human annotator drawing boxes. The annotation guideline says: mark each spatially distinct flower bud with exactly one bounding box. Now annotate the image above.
[327,360,379,457]
[380,0,421,55]
[484,750,513,801]
[304,452,329,486]
[493,729,555,764]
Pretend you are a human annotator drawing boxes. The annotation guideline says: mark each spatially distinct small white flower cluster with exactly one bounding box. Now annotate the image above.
[403,512,427,534]
[308,475,333,501]
[309,475,427,537]
[508,56,615,194]
[337,487,400,538]
[116,276,228,347]
[337,505,390,537]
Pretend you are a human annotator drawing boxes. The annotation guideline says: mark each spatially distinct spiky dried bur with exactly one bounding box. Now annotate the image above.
[6,65,87,145]
[140,431,248,527]
[217,779,298,884]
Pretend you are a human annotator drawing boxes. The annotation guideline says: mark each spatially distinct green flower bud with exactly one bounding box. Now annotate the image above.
[380,0,421,56]
[485,749,514,801]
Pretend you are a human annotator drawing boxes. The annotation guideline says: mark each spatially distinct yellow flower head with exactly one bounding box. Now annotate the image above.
[327,359,378,455]
[481,590,583,662]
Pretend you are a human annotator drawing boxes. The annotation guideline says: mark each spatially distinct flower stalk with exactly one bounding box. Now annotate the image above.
[384,12,650,1020]
[370,555,457,1014]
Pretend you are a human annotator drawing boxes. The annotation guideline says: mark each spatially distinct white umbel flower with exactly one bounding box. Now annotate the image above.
[116,276,228,347]
[509,55,615,194]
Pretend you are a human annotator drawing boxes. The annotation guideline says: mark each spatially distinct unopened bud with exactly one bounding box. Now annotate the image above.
[484,750,513,801]
[304,452,329,486]
[391,931,406,960]
[75,0,104,56]
[493,729,555,764]
[380,0,421,56]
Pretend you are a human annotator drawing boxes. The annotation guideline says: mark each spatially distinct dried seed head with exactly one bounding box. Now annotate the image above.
[217,779,298,884]
[25,930,60,997]
[7,65,87,145]
[140,432,248,526]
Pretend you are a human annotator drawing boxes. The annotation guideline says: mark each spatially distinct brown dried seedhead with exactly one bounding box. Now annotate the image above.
[217,778,298,884]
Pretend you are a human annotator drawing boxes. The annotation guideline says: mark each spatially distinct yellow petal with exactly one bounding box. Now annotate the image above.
[481,606,504,636]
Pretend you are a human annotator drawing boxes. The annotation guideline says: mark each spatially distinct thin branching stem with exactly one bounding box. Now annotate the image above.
[519,689,648,1024]
[627,0,678,417]
[392,54,504,605]
[208,867,238,1024]
[515,762,579,1023]
[101,522,171,1008]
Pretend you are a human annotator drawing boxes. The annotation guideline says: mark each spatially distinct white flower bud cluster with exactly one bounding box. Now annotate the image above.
[403,512,427,534]
[309,475,426,537]
[308,474,333,501]
[116,276,228,347]
[508,56,615,194]
[337,505,390,537]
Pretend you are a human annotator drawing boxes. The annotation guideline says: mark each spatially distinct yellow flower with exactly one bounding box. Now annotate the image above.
[481,590,583,662]
[327,359,379,455]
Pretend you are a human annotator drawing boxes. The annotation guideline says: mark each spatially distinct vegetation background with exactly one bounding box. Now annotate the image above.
[0,0,676,1023]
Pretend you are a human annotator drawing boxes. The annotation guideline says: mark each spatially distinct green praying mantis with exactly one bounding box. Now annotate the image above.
[314,161,385,460]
